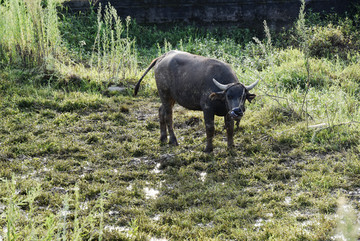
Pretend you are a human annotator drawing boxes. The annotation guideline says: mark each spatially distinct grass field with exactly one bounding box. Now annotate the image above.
[1,0,360,240]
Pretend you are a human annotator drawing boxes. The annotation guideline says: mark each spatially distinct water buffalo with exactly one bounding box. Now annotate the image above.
[134,50,258,152]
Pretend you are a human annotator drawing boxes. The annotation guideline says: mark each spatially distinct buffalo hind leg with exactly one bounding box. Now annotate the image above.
[159,105,167,143]
[204,111,215,153]
[166,105,178,146]
[225,114,235,149]
[159,102,178,146]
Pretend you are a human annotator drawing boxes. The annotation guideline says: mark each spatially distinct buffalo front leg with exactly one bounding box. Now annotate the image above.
[203,111,215,153]
[225,114,235,149]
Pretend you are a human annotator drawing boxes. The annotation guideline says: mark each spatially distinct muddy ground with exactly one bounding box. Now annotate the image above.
[0,84,359,240]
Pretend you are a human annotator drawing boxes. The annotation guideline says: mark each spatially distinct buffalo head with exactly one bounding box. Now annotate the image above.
[210,78,258,120]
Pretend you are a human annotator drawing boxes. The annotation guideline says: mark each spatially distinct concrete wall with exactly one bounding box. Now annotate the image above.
[64,0,353,30]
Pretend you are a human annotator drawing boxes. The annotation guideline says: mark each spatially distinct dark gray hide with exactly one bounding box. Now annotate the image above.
[134,50,258,152]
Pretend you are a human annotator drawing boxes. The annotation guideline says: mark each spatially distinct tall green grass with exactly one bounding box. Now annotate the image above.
[0,0,138,86]
[90,3,138,83]
[0,0,62,68]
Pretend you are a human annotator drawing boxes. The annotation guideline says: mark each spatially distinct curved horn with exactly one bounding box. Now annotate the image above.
[212,78,228,91]
[245,79,259,91]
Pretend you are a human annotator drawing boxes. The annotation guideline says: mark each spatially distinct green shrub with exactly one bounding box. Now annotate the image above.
[265,54,332,90]
[308,24,350,58]
[340,62,360,82]
[338,62,360,96]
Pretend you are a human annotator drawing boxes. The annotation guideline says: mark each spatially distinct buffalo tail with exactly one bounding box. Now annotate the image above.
[134,57,159,96]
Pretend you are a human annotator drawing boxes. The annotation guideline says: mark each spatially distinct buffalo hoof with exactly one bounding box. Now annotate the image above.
[169,138,179,146]
[227,143,234,149]
[160,136,167,143]
[204,146,213,153]
[227,148,237,156]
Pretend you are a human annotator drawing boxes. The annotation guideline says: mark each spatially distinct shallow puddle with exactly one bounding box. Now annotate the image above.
[104,225,133,239]
[104,225,130,233]
[199,172,207,182]
[149,237,168,241]
[152,163,161,174]
[144,187,160,199]
[284,196,292,205]
[152,214,161,221]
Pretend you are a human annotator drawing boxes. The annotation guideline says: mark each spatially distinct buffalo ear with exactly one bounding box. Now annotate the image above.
[209,91,225,101]
[246,93,256,103]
